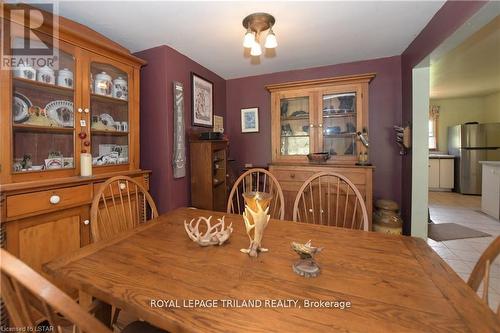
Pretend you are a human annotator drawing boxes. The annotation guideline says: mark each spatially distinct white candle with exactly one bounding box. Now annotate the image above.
[80,153,92,177]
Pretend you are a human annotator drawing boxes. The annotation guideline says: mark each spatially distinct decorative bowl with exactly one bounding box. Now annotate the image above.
[307,152,331,163]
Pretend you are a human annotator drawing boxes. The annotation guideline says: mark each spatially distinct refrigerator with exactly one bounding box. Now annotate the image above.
[448,123,500,195]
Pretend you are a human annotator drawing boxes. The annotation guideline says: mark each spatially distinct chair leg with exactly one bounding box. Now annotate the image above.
[111,306,121,328]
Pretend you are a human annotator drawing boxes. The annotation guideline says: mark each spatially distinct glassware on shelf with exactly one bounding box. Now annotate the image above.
[11,44,76,173]
[279,96,310,156]
[322,92,357,157]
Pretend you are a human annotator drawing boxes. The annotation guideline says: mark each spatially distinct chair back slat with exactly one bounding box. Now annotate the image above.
[90,176,159,242]
[292,172,368,231]
[468,236,500,314]
[227,168,285,220]
[0,249,111,333]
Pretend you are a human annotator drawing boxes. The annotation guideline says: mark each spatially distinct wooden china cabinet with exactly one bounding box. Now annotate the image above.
[0,4,149,296]
[266,74,376,224]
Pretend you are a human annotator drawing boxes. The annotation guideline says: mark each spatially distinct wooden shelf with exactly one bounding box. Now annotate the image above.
[280,116,309,121]
[12,167,74,175]
[281,135,309,138]
[13,77,74,96]
[91,129,129,136]
[91,93,128,104]
[322,113,356,119]
[13,124,74,133]
[323,132,357,138]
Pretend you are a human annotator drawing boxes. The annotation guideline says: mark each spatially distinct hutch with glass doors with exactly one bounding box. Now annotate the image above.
[267,74,375,223]
[0,4,149,301]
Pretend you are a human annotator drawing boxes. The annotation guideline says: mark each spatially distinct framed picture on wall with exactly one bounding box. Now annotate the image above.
[191,73,214,127]
[241,107,259,133]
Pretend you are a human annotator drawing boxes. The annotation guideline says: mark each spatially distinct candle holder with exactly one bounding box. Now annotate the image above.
[240,191,272,257]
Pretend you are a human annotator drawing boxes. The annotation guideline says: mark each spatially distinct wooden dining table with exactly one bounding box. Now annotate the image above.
[44,207,499,332]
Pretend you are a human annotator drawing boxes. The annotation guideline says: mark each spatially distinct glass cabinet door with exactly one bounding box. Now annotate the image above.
[10,36,77,173]
[279,96,311,156]
[321,92,357,158]
[89,62,129,166]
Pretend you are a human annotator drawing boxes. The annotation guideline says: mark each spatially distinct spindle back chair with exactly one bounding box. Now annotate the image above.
[227,168,285,220]
[292,172,368,230]
[0,248,111,333]
[467,236,500,315]
[90,176,159,242]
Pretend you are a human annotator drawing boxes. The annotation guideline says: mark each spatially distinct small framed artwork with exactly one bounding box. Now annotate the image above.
[191,73,214,127]
[241,107,259,133]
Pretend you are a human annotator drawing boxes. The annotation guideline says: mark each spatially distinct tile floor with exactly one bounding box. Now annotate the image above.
[428,191,500,312]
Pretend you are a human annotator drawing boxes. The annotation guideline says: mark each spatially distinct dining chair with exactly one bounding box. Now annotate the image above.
[0,249,167,333]
[467,236,500,314]
[0,248,111,333]
[90,176,159,242]
[227,168,285,220]
[292,171,369,231]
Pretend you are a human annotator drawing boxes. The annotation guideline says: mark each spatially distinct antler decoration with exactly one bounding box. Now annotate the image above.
[184,216,233,246]
[240,198,271,257]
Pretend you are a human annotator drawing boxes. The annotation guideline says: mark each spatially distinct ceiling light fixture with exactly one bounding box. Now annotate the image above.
[242,12,277,56]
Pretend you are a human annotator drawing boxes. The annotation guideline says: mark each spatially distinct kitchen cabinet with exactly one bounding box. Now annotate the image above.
[480,161,500,220]
[428,157,454,191]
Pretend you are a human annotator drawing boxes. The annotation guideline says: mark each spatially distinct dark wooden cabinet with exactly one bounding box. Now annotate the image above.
[190,140,228,211]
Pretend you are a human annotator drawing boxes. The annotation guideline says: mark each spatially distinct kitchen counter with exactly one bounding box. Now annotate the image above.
[479,161,500,220]
[429,154,455,159]
[479,161,500,166]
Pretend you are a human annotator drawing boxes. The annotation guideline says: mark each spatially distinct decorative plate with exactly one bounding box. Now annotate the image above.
[45,100,74,127]
[13,93,32,123]
[99,113,115,127]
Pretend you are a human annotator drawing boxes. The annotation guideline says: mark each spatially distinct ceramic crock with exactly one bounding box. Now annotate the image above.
[37,66,55,84]
[373,199,403,235]
[14,65,36,80]
[57,68,73,88]
[94,72,112,96]
[112,76,128,100]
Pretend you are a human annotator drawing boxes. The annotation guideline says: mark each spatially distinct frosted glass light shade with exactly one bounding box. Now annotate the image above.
[243,31,255,48]
[264,30,277,49]
[250,41,262,56]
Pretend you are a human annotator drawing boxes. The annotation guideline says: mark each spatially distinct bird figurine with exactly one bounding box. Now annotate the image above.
[291,240,322,259]
[291,240,323,278]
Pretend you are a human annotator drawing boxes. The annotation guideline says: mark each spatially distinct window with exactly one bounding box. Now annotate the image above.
[429,105,439,150]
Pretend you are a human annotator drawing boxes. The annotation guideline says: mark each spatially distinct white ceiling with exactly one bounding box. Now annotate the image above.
[53,1,445,79]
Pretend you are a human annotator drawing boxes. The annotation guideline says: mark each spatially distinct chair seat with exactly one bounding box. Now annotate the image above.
[122,320,168,333]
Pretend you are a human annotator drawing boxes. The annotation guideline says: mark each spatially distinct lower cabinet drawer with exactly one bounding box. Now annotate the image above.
[93,176,146,199]
[271,167,367,185]
[6,184,92,218]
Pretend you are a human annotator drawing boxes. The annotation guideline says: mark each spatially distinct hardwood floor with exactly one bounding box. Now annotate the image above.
[428,191,500,311]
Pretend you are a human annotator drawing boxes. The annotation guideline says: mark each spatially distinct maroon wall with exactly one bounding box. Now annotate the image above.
[226,56,403,204]
[135,45,226,214]
[399,0,488,233]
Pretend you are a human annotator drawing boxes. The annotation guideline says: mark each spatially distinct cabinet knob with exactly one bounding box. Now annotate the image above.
[78,108,83,113]
[310,124,314,128]
[119,182,126,190]
[290,173,296,179]
[83,219,90,225]
[49,195,60,205]
[318,123,323,128]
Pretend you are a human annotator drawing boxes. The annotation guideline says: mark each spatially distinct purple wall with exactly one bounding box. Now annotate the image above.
[135,46,226,214]
[226,56,403,204]
[399,0,487,233]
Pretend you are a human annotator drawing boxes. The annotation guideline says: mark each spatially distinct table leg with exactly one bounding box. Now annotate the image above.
[78,290,112,328]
